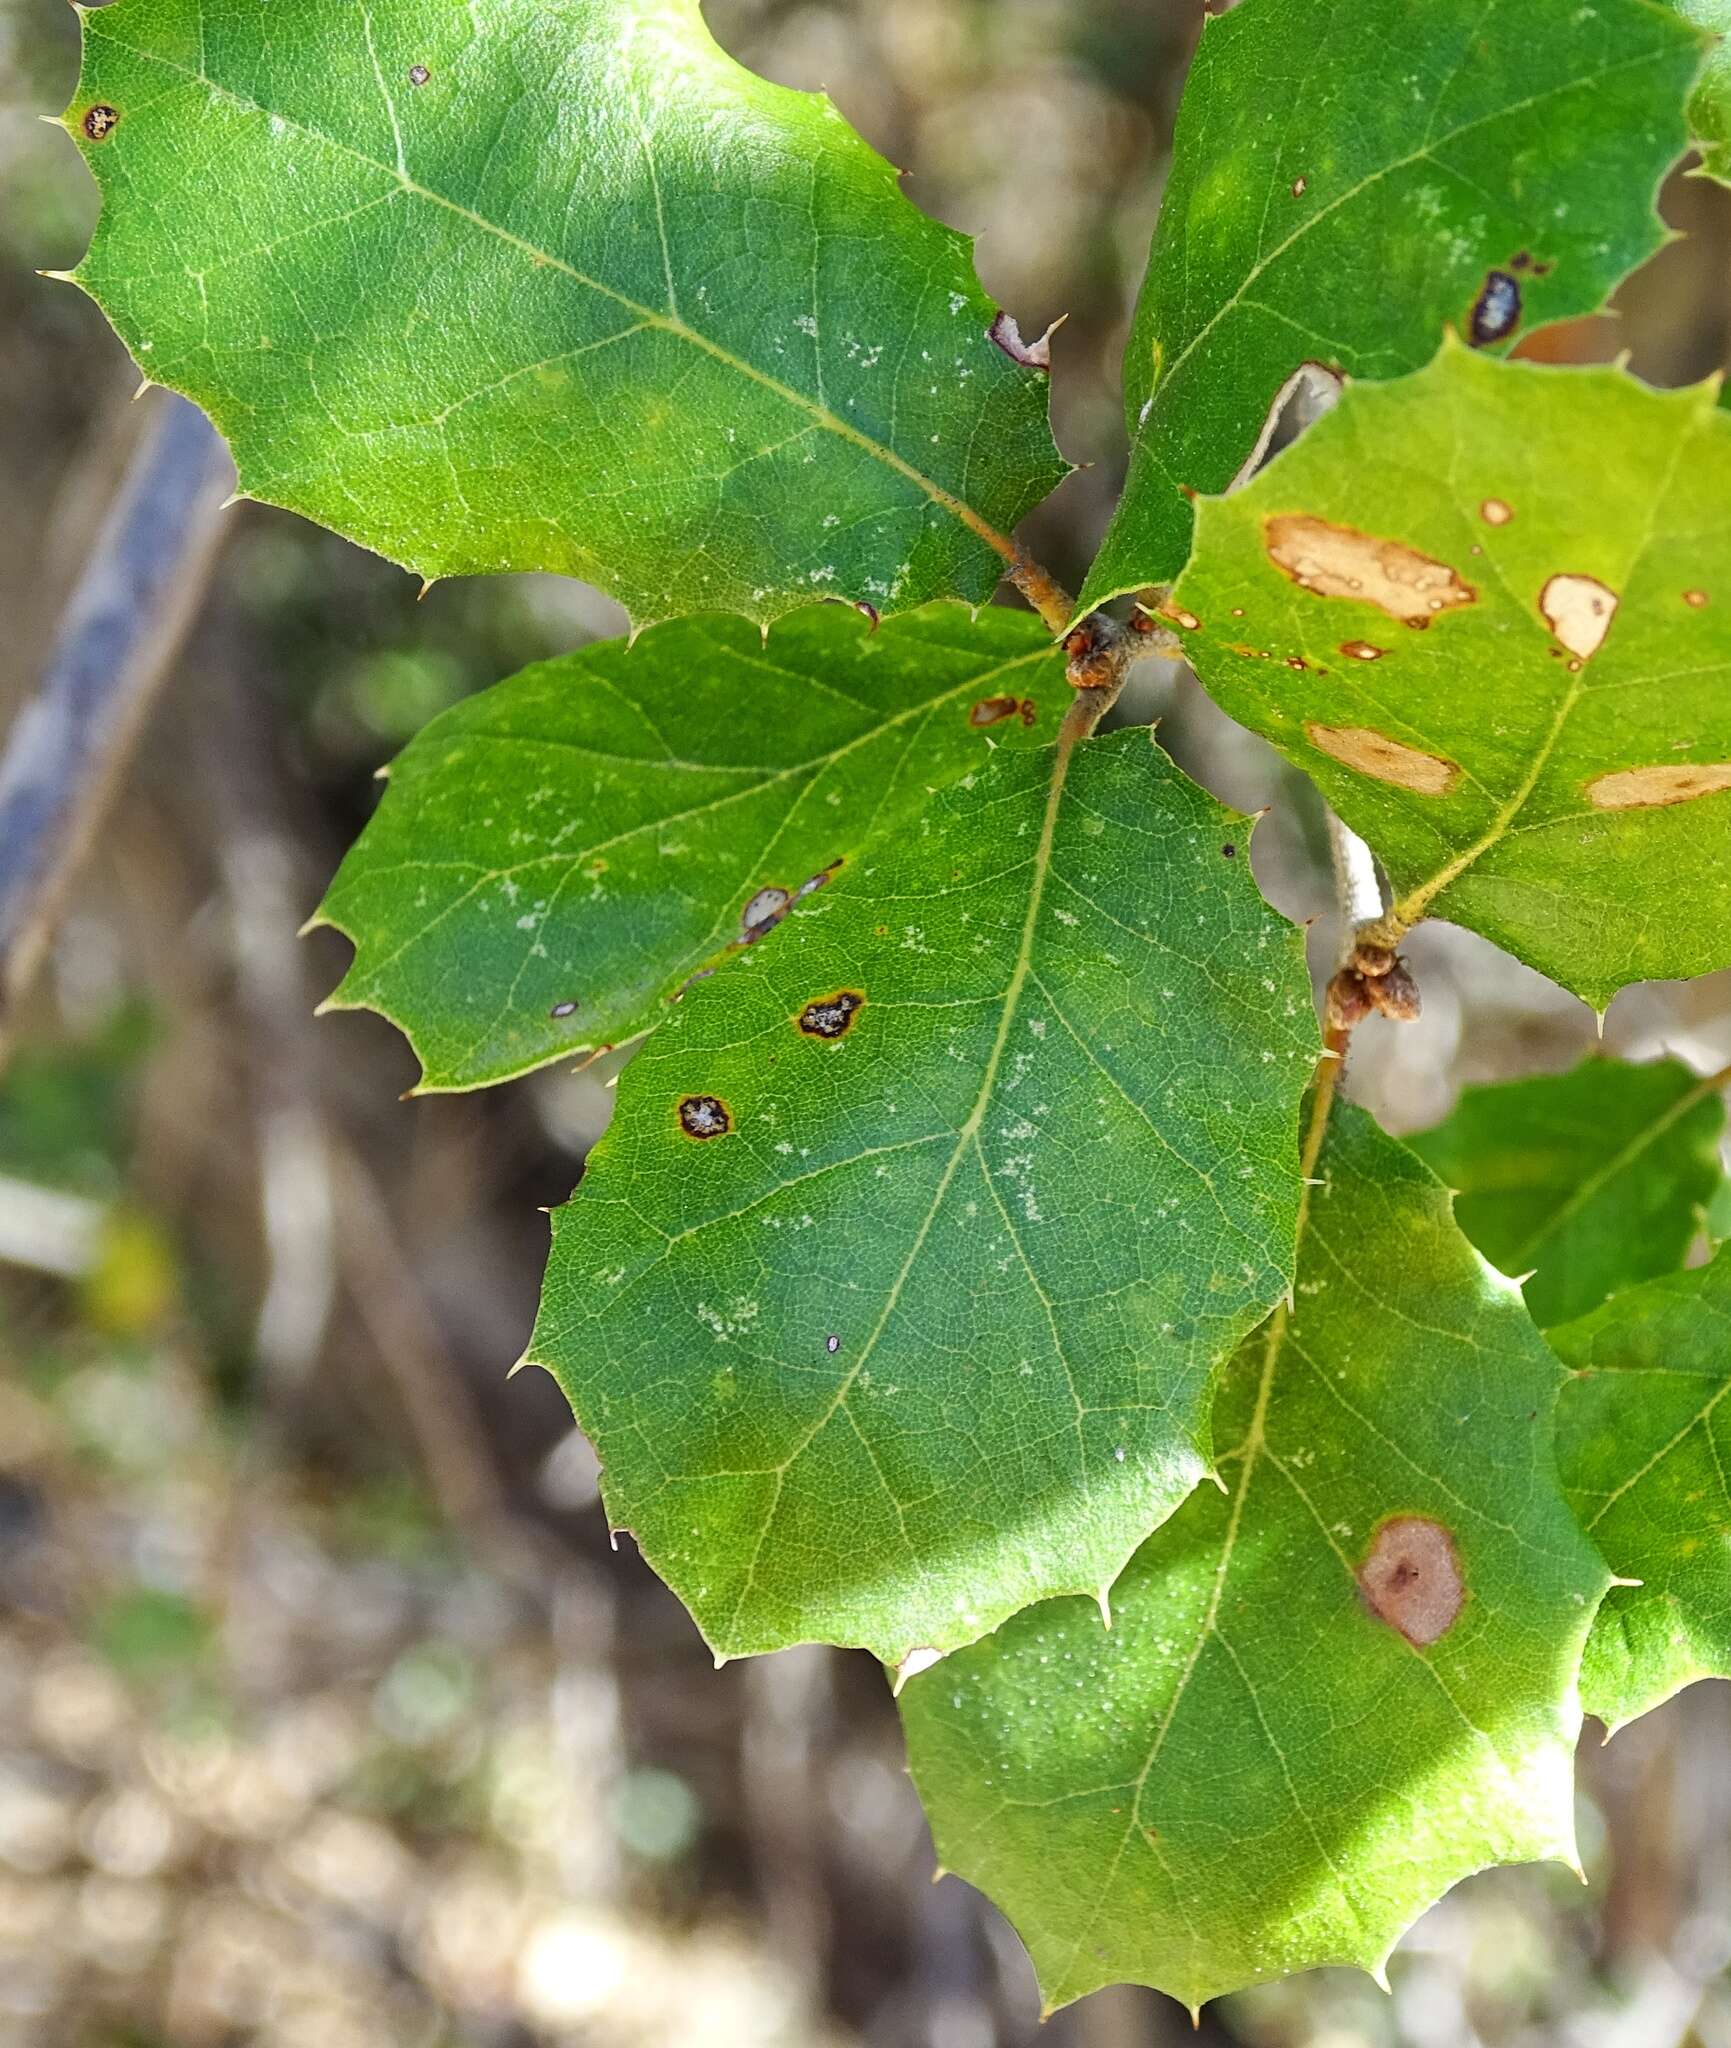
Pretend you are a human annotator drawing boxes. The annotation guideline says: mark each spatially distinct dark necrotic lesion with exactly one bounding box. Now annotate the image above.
[797,991,865,1039]
[677,1094,732,1138]
[1469,269,1521,346]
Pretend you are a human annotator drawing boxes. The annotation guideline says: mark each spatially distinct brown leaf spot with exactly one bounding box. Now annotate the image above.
[1684,589,1710,609]
[1479,498,1513,527]
[1291,175,1308,197]
[408,63,431,86]
[677,1095,733,1140]
[854,599,880,633]
[1539,573,1619,661]
[1338,640,1385,662]
[1586,763,1731,811]
[82,104,121,141]
[798,990,865,1040]
[970,694,1037,729]
[1265,516,1475,629]
[1358,1517,1464,1646]
[1158,603,1201,632]
[1305,723,1460,796]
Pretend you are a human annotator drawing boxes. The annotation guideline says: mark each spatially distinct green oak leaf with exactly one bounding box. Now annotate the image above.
[528,727,1317,1663]
[63,0,1064,628]
[1170,342,1731,1008]
[1553,1245,1731,1733]
[1667,2,1731,181]
[1410,1057,1726,1329]
[901,1100,1608,2013]
[312,604,1071,1092]
[1078,0,1703,616]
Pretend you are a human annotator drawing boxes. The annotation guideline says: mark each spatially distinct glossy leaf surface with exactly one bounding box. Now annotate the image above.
[1079,0,1701,614]
[1410,1057,1725,1328]
[903,1103,1606,2012]
[1172,344,1731,1007]
[314,605,1070,1091]
[66,0,1064,626]
[529,729,1317,1663]
[1554,1246,1731,1731]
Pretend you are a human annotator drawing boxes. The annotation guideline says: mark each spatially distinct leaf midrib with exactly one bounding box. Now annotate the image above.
[86,17,1017,562]
[717,730,1086,1649]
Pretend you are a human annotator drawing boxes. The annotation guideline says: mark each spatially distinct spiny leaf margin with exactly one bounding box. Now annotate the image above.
[311,604,1073,1093]
[528,726,1318,1664]
[902,1100,1607,2013]
[61,0,1065,629]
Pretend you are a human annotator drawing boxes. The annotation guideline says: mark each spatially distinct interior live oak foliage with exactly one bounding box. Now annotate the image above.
[48,0,1731,2016]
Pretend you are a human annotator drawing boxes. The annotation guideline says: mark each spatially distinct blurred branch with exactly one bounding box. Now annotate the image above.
[0,392,233,1064]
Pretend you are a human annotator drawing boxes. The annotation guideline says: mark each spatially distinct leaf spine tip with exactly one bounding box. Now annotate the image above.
[505,1351,532,1379]
[218,491,246,512]
[295,911,325,939]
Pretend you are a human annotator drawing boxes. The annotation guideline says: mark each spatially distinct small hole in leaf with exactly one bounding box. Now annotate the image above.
[408,63,431,86]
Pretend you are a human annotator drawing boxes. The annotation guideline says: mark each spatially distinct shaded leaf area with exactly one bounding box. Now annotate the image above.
[1409,1057,1725,1329]
[314,605,1070,1091]
[1554,1246,1731,1734]
[530,729,1317,1663]
[66,0,1064,627]
[1172,344,1731,1007]
[1667,0,1731,182]
[902,1103,1605,2013]
[1077,0,1701,614]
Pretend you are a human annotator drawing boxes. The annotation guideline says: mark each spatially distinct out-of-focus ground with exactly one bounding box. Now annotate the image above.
[6,2,1731,2044]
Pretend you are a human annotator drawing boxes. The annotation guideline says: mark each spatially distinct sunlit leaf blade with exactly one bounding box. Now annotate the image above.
[1409,1058,1726,1329]
[1170,343,1731,1008]
[64,0,1064,627]
[312,605,1071,1092]
[902,1102,1606,2013]
[1553,1246,1731,1733]
[1665,1,1731,181]
[1078,0,1702,616]
[528,728,1317,1662]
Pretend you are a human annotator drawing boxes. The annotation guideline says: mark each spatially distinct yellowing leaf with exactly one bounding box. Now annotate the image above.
[1172,344,1731,1006]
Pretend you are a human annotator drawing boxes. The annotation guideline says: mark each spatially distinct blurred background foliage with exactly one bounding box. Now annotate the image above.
[6,1,1731,2044]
